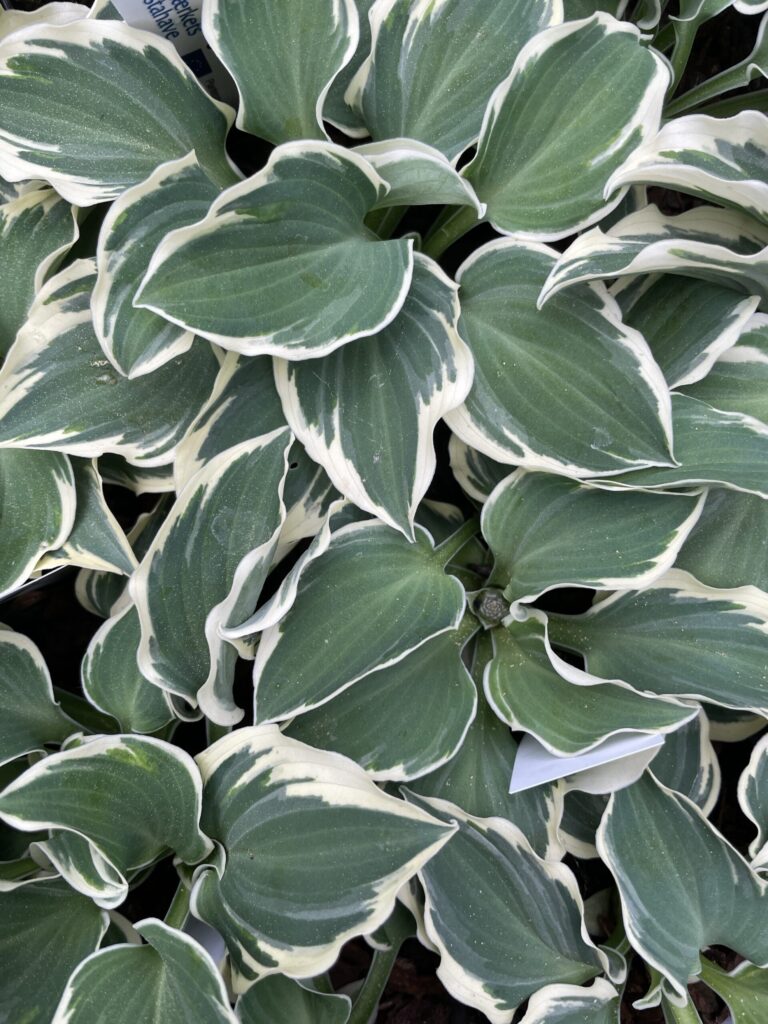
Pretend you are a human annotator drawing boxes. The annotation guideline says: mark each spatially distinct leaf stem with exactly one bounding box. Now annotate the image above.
[695,88,768,118]
[433,518,480,567]
[422,205,482,260]
[667,18,698,92]
[206,720,231,745]
[164,881,191,931]
[367,205,406,239]
[697,957,720,985]
[665,59,756,117]
[653,21,675,52]
[308,972,335,995]
[0,856,37,882]
[348,945,399,1024]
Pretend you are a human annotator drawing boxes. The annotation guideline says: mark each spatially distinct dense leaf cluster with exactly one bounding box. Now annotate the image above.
[0,1,767,1022]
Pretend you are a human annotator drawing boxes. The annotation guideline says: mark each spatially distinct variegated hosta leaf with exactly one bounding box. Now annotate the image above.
[131,430,292,724]
[242,520,466,723]
[0,760,46,863]
[616,274,760,388]
[170,352,333,554]
[487,613,698,756]
[52,918,237,1024]
[666,13,768,117]
[598,772,768,1003]
[82,605,173,735]
[548,571,768,713]
[445,240,673,475]
[0,1,89,41]
[0,735,212,893]
[559,713,721,858]
[699,958,768,1024]
[739,733,768,869]
[682,314,768,423]
[0,260,220,465]
[675,489,768,591]
[674,0,731,25]
[275,253,473,535]
[0,19,235,204]
[33,828,127,908]
[278,443,340,556]
[356,0,560,162]
[608,112,768,224]
[599,394,768,497]
[357,139,485,214]
[235,974,351,1024]
[0,449,75,599]
[285,616,478,782]
[38,458,135,575]
[225,498,367,643]
[192,726,454,985]
[564,0,621,13]
[448,434,509,504]
[93,152,220,378]
[411,635,564,861]
[413,499,465,546]
[0,187,78,357]
[136,142,413,358]
[704,704,765,743]
[0,626,74,766]
[0,877,107,1024]
[650,712,721,816]
[76,495,172,619]
[51,690,119,739]
[540,205,768,305]
[462,14,668,239]
[661,990,705,1023]
[98,454,176,494]
[403,791,610,1024]
[88,0,123,19]
[632,0,664,25]
[482,471,704,603]
[516,979,621,1024]
[174,352,286,490]
[323,0,374,135]
[558,790,606,859]
[0,174,21,203]
[203,0,358,144]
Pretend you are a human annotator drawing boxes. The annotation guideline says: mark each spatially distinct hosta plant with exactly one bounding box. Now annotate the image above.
[1,0,768,1021]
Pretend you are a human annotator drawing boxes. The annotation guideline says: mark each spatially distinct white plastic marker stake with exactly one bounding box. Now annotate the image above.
[110,0,237,103]
[509,732,665,796]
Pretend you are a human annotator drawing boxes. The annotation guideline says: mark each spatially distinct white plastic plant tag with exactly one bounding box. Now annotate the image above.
[509,732,665,795]
[110,0,237,103]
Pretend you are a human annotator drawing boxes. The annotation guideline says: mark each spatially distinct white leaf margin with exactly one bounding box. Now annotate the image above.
[0,19,236,206]
[51,917,239,1024]
[202,0,360,142]
[405,790,619,1024]
[191,725,456,986]
[130,429,293,724]
[444,237,675,477]
[481,473,706,604]
[91,151,204,380]
[135,140,414,359]
[462,13,670,241]
[486,607,701,758]
[539,569,768,715]
[274,252,474,537]
[596,771,768,1007]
